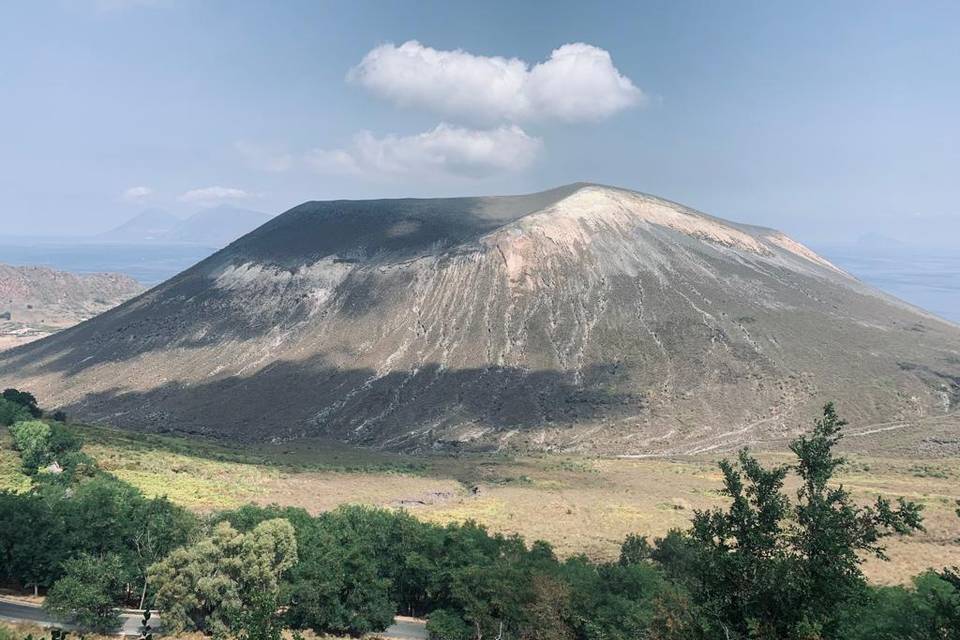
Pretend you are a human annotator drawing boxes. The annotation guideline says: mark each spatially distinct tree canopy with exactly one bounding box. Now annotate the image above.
[1,401,955,640]
[148,519,297,637]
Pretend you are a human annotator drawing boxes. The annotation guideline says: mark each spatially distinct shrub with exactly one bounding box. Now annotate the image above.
[286,511,396,636]
[647,403,924,639]
[8,420,51,473]
[426,609,472,640]
[8,420,84,475]
[149,519,297,637]
[2,389,41,418]
[619,533,652,566]
[45,553,126,633]
[0,398,31,426]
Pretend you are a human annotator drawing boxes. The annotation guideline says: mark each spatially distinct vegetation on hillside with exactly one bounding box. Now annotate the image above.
[0,391,958,639]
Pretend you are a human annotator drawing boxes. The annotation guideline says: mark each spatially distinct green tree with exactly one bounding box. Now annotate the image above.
[837,572,960,640]
[425,522,534,640]
[648,529,701,587]
[618,533,652,566]
[0,470,194,602]
[44,553,126,633]
[59,474,144,561]
[129,496,198,609]
[426,609,472,640]
[0,490,64,595]
[559,558,663,640]
[668,403,924,639]
[910,572,960,639]
[522,573,574,640]
[2,388,42,418]
[286,514,395,636]
[234,591,285,640]
[46,423,83,460]
[149,519,297,638]
[0,397,32,425]
[787,403,923,634]
[8,420,84,475]
[448,561,527,640]
[8,420,52,473]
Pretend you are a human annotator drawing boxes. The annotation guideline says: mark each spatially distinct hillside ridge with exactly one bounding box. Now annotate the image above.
[0,263,143,351]
[1,184,957,454]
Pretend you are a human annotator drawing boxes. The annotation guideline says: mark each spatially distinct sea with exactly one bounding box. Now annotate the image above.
[0,242,216,286]
[820,246,960,325]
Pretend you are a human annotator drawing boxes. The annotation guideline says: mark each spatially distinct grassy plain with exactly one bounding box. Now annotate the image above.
[2,423,958,585]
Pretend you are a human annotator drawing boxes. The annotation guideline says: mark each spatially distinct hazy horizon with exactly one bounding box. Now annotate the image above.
[1,1,958,250]
[0,1,957,320]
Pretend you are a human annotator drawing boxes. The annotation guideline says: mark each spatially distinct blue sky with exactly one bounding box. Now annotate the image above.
[0,0,957,247]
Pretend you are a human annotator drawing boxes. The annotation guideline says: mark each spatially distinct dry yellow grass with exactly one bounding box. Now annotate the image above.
[3,423,957,585]
[255,470,461,514]
[413,453,960,584]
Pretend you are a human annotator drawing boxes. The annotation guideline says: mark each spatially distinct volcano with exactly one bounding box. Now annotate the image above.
[2,184,958,454]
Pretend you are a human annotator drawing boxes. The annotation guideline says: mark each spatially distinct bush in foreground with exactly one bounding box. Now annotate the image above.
[44,553,126,633]
[643,403,925,639]
[148,519,297,637]
[1,389,41,419]
[0,398,32,426]
[8,420,84,475]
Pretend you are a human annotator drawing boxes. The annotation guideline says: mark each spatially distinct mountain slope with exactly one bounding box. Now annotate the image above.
[1,184,957,454]
[0,264,143,351]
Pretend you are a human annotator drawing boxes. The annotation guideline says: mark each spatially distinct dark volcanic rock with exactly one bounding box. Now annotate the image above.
[1,184,958,454]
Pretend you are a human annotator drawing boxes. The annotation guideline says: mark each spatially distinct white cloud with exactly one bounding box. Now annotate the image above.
[178,186,253,205]
[525,43,646,121]
[305,123,542,179]
[121,186,153,202]
[234,141,294,173]
[348,41,643,123]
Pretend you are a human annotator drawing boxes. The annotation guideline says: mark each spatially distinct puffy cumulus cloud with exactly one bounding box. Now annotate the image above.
[525,43,645,121]
[121,186,153,202]
[178,186,253,205]
[348,41,643,123]
[305,123,542,179]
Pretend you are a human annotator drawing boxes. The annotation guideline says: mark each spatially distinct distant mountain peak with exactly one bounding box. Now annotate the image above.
[99,209,180,242]
[99,206,270,247]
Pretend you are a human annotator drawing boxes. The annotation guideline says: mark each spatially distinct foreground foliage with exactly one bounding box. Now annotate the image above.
[148,519,297,637]
[668,403,924,638]
[1,399,957,640]
[8,420,87,476]
[44,553,126,632]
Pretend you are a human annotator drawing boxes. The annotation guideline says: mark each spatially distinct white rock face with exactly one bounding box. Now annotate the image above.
[1,184,957,455]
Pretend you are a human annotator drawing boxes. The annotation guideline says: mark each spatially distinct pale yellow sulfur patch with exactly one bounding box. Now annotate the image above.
[765,232,845,273]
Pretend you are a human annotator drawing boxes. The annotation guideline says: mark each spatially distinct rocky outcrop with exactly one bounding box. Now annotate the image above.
[0,264,143,351]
